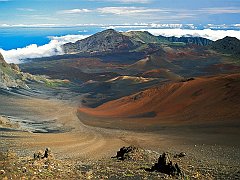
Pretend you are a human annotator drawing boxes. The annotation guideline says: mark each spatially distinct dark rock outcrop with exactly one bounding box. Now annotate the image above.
[174,152,186,158]
[150,152,182,176]
[113,146,138,160]
[34,148,53,159]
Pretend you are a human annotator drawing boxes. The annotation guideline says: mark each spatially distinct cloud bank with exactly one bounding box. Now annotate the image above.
[1,29,240,64]
[0,34,89,64]
[59,9,92,14]
[88,0,152,4]
[97,7,161,15]
[139,29,240,41]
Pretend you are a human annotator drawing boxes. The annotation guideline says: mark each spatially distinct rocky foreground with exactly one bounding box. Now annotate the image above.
[1,146,239,180]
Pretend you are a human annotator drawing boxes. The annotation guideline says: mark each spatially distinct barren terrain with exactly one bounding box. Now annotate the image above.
[1,86,240,179]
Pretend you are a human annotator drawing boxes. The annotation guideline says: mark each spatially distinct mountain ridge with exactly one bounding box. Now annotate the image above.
[159,35,213,46]
[211,36,240,58]
[62,29,141,54]
[62,29,213,55]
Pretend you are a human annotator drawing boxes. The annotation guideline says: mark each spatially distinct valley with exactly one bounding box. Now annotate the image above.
[1,29,240,179]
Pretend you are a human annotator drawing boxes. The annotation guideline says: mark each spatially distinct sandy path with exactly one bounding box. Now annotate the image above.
[0,96,128,160]
[0,95,189,160]
[1,94,240,171]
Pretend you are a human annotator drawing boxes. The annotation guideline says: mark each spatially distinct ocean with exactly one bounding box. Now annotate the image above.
[0,27,101,50]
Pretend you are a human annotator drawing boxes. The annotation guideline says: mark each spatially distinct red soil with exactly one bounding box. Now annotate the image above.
[79,73,240,123]
[140,68,182,81]
[141,69,168,78]
[165,47,210,60]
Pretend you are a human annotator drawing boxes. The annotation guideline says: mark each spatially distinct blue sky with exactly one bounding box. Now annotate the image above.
[1,0,240,63]
[0,0,240,26]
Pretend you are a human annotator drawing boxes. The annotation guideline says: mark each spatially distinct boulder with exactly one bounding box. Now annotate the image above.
[113,146,138,160]
[174,152,186,158]
[34,148,53,159]
[9,63,21,72]
[150,152,182,176]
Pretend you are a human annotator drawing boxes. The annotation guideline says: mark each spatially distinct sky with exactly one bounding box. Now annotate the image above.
[0,0,240,63]
[0,0,240,26]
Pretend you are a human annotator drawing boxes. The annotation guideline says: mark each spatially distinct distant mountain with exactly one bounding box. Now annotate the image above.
[62,29,142,54]
[123,31,169,44]
[159,35,213,46]
[211,36,240,57]
[123,31,212,46]
[62,29,213,55]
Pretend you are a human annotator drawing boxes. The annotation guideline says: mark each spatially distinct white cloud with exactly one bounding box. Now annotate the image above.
[114,0,152,3]
[97,6,161,15]
[91,0,152,3]
[138,29,240,41]
[0,23,107,28]
[17,8,35,12]
[199,7,240,14]
[59,6,161,16]
[0,24,11,27]
[59,9,92,14]
[0,34,89,64]
[0,23,63,28]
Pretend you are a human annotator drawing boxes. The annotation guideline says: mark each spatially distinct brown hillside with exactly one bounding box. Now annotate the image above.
[139,68,183,81]
[79,73,240,123]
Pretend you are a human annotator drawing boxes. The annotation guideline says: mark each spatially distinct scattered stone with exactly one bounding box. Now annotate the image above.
[86,170,93,179]
[9,63,21,72]
[0,170,5,175]
[0,150,81,179]
[34,148,53,159]
[44,148,50,158]
[174,152,186,158]
[22,167,27,173]
[34,150,44,159]
[149,152,182,176]
[113,146,138,160]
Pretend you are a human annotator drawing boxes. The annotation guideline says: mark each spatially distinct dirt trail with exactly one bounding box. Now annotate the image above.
[1,94,240,172]
[0,96,128,160]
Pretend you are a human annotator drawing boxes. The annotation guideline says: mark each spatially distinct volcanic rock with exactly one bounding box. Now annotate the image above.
[174,152,186,158]
[150,152,182,176]
[113,146,138,160]
[34,148,53,159]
